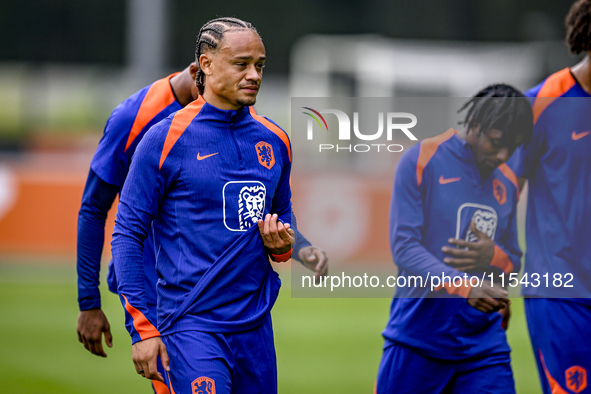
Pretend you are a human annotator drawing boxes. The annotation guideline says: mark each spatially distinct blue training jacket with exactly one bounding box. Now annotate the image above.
[508,68,591,299]
[77,73,183,311]
[383,129,522,360]
[112,97,292,343]
[77,72,311,314]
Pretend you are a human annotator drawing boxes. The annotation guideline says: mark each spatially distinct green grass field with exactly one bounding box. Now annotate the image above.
[0,263,541,393]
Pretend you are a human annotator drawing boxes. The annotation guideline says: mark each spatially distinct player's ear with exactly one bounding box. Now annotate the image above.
[199,53,213,76]
[467,124,481,136]
[189,61,199,79]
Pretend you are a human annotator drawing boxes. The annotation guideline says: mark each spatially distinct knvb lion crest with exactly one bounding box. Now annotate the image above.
[466,209,498,242]
[456,203,498,242]
[223,181,266,232]
[256,141,275,170]
[192,376,215,394]
[493,178,507,205]
[566,366,587,393]
[238,184,266,230]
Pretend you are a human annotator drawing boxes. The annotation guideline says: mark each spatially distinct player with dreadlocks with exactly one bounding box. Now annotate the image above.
[111,17,306,394]
[376,84,532,393]
[507,1,591,393]
[76,16,326,394]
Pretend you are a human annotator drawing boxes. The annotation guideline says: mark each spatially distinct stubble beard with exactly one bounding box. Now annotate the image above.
[236,96,257,107]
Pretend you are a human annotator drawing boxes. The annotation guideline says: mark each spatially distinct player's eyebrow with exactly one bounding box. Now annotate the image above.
[234,55,266,61]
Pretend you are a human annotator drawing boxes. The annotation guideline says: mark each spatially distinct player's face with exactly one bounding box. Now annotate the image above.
[467,127,521,177]
[201,30,265,110]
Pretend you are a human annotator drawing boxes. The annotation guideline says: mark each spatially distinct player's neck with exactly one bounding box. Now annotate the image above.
[202,90,243,112]
[170,67,197,107]
[571,54,591,95]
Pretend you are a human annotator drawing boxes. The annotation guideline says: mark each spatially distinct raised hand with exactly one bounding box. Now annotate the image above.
[298,246,328,283]
[441,219,495,271]
[257,213,295,256]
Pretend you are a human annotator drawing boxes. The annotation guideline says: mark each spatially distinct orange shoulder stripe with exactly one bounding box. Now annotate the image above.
[249,107,291,162]
[532,68,575,124]
[159,96,206,170]
[497,163,519,200]
[416,128,457,187]
[124,73,180,152]
[121,294,160,340]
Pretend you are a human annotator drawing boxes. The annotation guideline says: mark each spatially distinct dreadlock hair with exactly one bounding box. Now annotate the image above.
[194,17,260,96]
[458,84,533,147]
[566,0,591,54]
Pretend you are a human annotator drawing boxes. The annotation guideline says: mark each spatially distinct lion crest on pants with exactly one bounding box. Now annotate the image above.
[192,376,215,394]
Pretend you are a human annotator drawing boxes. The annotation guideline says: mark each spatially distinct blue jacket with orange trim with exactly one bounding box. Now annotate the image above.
[112,97,292,343]
[77,73,182,311]
[77,72,310,313]
[508,68,591,299]
[383,129,521,360]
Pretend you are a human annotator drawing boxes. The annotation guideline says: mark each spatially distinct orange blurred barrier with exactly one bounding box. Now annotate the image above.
[0,156,395,263]
[0,155,117,258]
[292,172,394,264]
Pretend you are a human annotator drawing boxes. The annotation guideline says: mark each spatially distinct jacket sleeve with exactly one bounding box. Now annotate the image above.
[76,169,120,311]
[268,124,293,261]
[90,103,138,188]
[111,123,178,343]
[270,122,293,226]
[390,149,471,297]
[290,211,312,262]
[292,231,312,262]
[490,203,522,275]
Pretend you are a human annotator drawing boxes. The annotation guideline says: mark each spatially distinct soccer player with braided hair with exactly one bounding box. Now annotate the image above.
[77,16,326,394]
[376,84,532,393]
[506,1,591,393]
[193,17,255,97]
[111,17,302,393]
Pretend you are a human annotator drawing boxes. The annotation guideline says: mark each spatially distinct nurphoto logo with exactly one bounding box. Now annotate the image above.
[301,106,418,153]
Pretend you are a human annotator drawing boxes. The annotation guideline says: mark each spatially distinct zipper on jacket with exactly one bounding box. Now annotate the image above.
[230,113,245,170]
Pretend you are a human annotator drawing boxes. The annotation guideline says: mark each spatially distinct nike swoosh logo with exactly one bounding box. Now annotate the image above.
[197,152,219,161]
[572,131,590,141]
[439,175,461,184]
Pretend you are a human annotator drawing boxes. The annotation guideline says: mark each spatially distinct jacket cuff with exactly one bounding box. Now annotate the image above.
[490,245,514,274]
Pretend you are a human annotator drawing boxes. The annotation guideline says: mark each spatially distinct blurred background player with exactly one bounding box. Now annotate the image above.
[507,1,591,393]
[112,17,297,393]
[76,22,327,394]
[377,85,533,394]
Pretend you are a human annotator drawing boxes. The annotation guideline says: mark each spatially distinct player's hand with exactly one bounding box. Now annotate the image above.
[298,246,328,283]
[498,302,511,330]
[258,213,295,256]
[441,220,495,271]
[467,281,509,313]
[132,337,170,382]
[77,308,113,357]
